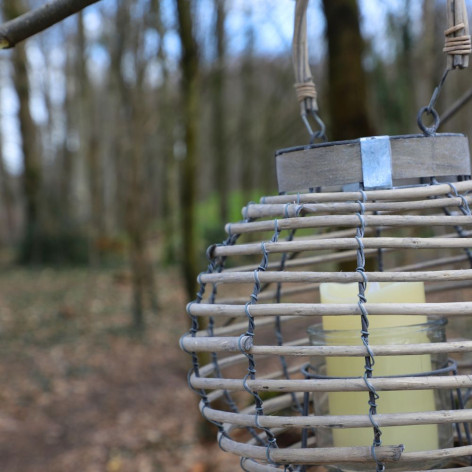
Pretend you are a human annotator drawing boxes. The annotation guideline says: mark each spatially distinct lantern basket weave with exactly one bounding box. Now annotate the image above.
[181,133,472,471]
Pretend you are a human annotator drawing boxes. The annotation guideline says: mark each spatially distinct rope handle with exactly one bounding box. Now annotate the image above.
[292,0,317,112]
[445,0,471,69]
[292,0,327,142]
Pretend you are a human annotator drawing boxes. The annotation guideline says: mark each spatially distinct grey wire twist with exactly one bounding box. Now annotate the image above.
[356,191,385,472]
[239,220,295,470]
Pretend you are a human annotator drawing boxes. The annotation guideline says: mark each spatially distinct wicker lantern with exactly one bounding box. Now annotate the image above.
[181,1,472,471]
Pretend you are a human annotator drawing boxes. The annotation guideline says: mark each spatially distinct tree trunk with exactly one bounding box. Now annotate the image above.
[0,133,15,243]
[176,0,200,299]
[4,0,42,263]
[212,0,228,225]
[239,15,255,204]
[77,11,103,266]
[418,0,439,110]
[321,0,375,140]
[155,1,180,264]
[109,1,158,328]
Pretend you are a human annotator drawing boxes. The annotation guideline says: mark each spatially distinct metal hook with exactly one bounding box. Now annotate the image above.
[417,106,441,136]
[301,108,327,143]
[417,68,449,136]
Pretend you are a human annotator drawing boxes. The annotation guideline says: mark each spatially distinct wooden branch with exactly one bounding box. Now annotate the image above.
[0,0,101,48]
[275,135,470,193]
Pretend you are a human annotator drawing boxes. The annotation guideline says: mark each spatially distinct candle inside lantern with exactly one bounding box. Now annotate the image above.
[318,282,439,452]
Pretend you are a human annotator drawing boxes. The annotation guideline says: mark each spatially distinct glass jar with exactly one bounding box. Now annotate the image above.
[307,319,453,472]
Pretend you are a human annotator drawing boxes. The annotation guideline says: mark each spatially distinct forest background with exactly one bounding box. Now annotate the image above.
[1,1,472,471]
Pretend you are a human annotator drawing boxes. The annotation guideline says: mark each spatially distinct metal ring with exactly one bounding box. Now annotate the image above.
[417,106,441,136]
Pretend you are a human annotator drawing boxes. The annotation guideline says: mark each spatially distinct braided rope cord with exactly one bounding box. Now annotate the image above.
[444,23,471,55]
[444,0,471,68]
[292,0,317,109]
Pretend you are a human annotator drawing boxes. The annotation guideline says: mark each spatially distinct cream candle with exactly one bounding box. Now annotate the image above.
[318,282,439,452]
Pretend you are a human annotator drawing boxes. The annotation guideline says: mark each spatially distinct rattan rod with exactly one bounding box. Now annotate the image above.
[405,469,472,472]
[226,214,472,235]
[394,254,469,271]
[188,301,472,317]
[224,248,377,274]
[196,350,306,380]
[190,374,472,393]
[200,269,472,284]
[260,180,472,205]
[214,283,316,304]
[223,240,467,276]
[402,445,472,463]
[181,335,253,352]
[215,279,472,306]
[241,459,472,472]
[215,255,469,305]
[202,405,472,429]
[181,336,472,357]
[215,250,466,295]
[244,195,472,218]
[409,469,472,472]
[212,237,472,257]
[194,315,299,337]
[218,433,403,463]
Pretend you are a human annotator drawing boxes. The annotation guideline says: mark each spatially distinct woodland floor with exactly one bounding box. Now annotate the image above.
[0,258,242,472]
[1,255,471,472]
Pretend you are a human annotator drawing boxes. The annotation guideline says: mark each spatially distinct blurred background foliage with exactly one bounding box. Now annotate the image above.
[0,0,472,325]
[2,2,472,471]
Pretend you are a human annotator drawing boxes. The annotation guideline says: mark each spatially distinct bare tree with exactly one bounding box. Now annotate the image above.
[108,1,158,328]
[322,0,375,140]
[239,10,256,204]
[176,0,200,299]
[76,11,104,265]
[3,0,43,263]
[0,119,15,243]
[212,0,228,224]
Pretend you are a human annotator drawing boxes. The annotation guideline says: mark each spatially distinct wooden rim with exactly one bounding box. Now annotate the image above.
[275,135,471,192]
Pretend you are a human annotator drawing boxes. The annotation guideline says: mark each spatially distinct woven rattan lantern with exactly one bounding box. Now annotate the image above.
[181,1,472,471]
